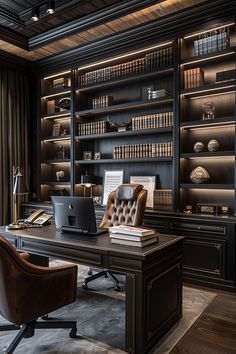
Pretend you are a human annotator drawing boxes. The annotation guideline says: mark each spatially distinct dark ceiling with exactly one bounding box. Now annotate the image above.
[0,0,121,37]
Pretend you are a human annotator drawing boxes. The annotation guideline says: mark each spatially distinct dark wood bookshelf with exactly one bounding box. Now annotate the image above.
[41,159,71,164]
[75,126,173,141]
[40,181,71,185]
[75,157,172,164]
[42,88,71,99]
[76,67,173,92]
[75,96,173,117]
[180,183,234,189]
[41,111,71,119]
[182,46,236,66]
[41,135,71,142]
[181,116,235,129]
[180,151,235,158]
[181,81,236,98]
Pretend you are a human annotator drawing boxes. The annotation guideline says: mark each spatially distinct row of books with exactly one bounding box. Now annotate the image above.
[132,112,173,130]
[92,95,113,109]
[184,67,204,89]
[52,77,71,89]
[78,120,107,136]
[109,225,158,247]
[154,190,173,211]
[113,142,173,159]
[193,27,230,56]
[78,47,173,86]
[145,47,173,70]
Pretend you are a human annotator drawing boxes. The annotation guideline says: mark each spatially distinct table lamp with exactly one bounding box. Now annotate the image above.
[6,167,29,230]
[80,171,96,197]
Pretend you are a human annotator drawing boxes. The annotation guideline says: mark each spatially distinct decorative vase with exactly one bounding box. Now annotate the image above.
[207,139,220,152]
[190,166,210,184]
[193,141,205,153]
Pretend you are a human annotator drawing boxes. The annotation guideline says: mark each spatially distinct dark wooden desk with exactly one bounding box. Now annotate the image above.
[0,225,183,354]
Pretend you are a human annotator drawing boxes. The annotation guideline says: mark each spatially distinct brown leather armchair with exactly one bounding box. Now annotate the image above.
[83,184,147,291]
[0,236,78,354]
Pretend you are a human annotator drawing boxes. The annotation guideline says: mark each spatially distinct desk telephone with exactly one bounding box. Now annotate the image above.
[25,209,52,226]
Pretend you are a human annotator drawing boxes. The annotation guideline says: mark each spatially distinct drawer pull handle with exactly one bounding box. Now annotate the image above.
[197,227,201,230]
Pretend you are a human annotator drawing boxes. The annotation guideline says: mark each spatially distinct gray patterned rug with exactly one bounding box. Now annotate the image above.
[0,263,216,354]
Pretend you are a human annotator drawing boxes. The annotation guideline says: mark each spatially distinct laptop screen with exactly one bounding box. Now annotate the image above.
[52,196,97,233]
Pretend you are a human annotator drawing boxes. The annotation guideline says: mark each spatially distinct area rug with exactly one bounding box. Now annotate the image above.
[0,263,216,353]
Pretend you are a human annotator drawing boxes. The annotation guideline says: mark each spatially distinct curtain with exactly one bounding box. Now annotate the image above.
[0,68,29,225]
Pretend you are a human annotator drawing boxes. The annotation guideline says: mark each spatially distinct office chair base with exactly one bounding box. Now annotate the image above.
[1,319,78,354]
[83,270,121,291]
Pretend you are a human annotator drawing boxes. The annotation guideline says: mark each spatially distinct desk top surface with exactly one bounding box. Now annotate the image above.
[0,225,183,260]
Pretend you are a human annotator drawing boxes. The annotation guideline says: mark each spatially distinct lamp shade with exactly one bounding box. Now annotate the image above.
[13,172,28,195]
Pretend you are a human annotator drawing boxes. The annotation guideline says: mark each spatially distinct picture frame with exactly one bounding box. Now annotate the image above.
[94,152,101,160]
[52,123,60,136]
[102,170,124,205]
[83,151,92,160]
[130,176,156,208]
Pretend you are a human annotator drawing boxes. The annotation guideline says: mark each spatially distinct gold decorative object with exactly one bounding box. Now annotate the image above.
[193,141,205,152]
[207,139,220,152]
[190,166,210,184]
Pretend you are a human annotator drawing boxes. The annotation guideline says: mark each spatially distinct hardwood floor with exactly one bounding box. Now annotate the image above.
[170,292,236,354]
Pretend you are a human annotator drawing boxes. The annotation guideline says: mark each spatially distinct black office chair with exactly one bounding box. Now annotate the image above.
[82,184,147,291]
[0,236,78,354]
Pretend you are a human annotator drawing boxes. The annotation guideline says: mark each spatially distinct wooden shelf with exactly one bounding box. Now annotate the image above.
[182,46,236,66]
[75,157,172,164]
[180,152,235,158]
[41,135,71,142]
[42,111,71,119]
[181,116,235,129]
[76,67,173,92]
[42,88,71,99]
[75,126,173,141]
[41,181,71,185]
[75,96,173,117]
[180,183,234,189]
[181,81,236,98]
[41,159,71,164]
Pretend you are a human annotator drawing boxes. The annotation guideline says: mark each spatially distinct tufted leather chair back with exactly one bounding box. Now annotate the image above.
[100,184,147,228]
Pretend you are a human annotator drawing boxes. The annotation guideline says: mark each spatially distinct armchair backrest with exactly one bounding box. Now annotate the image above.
[0,236,77,326]
[100,184,147,228]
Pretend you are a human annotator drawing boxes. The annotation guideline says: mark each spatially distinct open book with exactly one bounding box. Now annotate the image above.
[109,225,155,236]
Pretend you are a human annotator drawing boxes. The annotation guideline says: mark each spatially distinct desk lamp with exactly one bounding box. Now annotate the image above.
[80,171,96,197]
[6,167,29,230]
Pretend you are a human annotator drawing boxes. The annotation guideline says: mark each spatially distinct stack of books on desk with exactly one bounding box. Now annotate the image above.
[109,225,159,247]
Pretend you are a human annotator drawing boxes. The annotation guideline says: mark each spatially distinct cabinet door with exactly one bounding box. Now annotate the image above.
[166,219,233,282]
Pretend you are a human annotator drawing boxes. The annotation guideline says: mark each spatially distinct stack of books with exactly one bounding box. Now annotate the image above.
[109,225,159,247]
[184,67,204,89]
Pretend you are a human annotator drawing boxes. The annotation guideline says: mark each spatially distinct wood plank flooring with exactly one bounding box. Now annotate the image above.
[170,292,236,354]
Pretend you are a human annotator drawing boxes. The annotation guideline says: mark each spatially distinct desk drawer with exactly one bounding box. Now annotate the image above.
[21,239,103,266]
[3,235,18,248]
[168,220,227,236]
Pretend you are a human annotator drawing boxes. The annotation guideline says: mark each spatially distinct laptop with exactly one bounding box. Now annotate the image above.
[51,196,107,235]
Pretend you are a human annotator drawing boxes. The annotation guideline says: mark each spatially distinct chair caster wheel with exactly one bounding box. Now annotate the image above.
[87,270,93,275]
[82,283,88,289]
[69,329,77,338]
[114,286,121,292]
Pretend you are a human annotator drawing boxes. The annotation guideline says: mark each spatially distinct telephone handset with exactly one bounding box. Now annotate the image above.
[25,209,52,225]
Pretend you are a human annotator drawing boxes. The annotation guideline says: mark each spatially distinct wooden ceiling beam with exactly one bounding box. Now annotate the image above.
[0,25,28,50]
[28,0,164,50]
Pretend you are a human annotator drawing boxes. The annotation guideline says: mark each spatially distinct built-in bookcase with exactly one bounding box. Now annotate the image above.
[179,22,236,215]
[38,20,236,216]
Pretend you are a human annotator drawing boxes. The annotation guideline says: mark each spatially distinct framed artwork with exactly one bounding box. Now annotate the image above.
[94,152,101,160]
[52,123,60,136]
[130,176,156,208]
[102,170,124,205]
[83,151,92,160]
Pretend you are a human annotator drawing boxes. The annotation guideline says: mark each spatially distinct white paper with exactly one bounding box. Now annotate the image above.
[130,176,156,208]
[103,170,124,205]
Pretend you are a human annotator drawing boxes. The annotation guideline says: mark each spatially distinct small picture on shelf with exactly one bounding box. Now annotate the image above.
[201,101,215,120]
[94,152,101,160]
[55,145,65,159]
[83,151,92,160]
[52,123,60,136]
